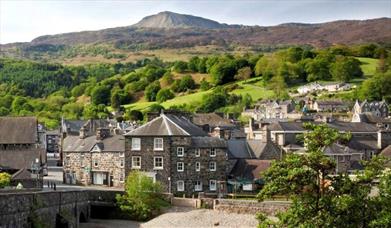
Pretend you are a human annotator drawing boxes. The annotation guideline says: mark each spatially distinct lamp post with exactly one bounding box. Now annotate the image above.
[168,177,171,194]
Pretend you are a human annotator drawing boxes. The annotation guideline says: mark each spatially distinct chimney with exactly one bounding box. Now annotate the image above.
[261,125,270,143]
[79,127,86,139]
[96,127,110,140]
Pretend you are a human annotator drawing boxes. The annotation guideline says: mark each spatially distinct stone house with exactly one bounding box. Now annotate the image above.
[352,100,389,118]
[312,100,349,113]
[124,113,228,196]
[0,117,46,187]
[297,82,351,95]
[192,113,236,139]
[62,127,125,187]
[242,100,297,121]
[46,129,60,158]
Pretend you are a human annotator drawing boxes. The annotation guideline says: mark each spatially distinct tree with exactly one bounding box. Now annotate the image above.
[172,61,188,73]
[125,109,143,121]
[257,124,390,227]
[305,57,332,81]
[145,81,161,102]
[235,67,252,81]
[156,88,175,103]
[0,172,11,188]
[111,90,121,109]
[188,56,200,72]
[360,70,391,102]
[331,57,363,82]
[116,171,169,221]
[91,85,111,105]
[268,75,289,100]
[197,87,228,112]
[210,60,237,85]
[200,78,211,91]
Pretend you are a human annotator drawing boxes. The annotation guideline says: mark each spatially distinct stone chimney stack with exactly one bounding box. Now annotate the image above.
[261,125,270,143]
[79,127,86,139]
[96,127,110,141]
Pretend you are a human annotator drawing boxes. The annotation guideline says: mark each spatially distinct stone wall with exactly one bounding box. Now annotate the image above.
[64,151,125,187]
[213,199,290,216]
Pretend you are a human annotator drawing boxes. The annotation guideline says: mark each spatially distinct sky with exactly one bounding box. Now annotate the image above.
[0,0,390,44]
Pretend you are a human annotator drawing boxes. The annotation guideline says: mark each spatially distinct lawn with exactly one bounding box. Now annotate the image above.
[232,77,275,101]
[357,57,379,77]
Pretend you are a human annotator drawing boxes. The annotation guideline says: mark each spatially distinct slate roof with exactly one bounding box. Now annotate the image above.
[323,143,361,155]
[230,159,272,180]
[0,148,45,170]
[191,137,227,148]
[0,117,38,144]
[268,121,378,133]
[380,145,391,157]
[125,114,207,136]
[315,100,346,107]
[227,139,281,160]
[63,134,125,152]
[192,113,235,128]
[357,112,391,124]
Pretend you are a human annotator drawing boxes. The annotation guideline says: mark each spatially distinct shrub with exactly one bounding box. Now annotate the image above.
[116,171,169,221]
[0,172,11,188]
[156,89,175,103]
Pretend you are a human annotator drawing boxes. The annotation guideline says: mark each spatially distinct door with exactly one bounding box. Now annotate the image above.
[93,172,104,185]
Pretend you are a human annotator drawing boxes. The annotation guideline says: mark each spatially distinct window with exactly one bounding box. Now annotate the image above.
[120,173,124,182]
[119,152,124,157]
[195,162,200,172]
[120,159,124,168]
[64,156,70,167]
[177,180,185,191]
[154,138,163,150]
[93,160,98,167]
[132,156,141,169]
[177,147,184,157]
[154,156,164,170]
[195,148,200,157]
[195,181,202,191]
[209,180,217,191]
[210,148,216,157]
[209,162,216,171]
[131,138,141,151]
[177,162,184,172]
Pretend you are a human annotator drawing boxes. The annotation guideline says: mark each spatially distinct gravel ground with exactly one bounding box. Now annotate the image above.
[80,219,141,228]
[142,207,258,228]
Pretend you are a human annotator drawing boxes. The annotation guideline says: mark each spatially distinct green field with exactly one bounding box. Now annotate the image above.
[357,57,379,77]
[123,77,275,111]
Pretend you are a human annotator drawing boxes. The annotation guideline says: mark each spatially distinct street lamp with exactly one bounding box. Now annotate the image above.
[168,177,171,194]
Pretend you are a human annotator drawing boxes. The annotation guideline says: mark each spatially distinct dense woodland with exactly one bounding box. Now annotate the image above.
[0,43,390,128]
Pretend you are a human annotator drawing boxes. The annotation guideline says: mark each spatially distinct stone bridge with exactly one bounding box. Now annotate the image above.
[0,189,122,228]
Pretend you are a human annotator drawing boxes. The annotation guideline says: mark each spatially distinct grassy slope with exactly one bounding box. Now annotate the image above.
[357,57,379,77]
[123,77,274,111]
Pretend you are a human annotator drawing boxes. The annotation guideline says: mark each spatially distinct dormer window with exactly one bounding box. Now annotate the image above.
[154,138,163,151]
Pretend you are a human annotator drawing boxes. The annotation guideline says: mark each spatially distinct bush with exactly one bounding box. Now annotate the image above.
[116,171,169,221]
[145,81,161,102]
[156,89,175,103]
[0,172,11,188]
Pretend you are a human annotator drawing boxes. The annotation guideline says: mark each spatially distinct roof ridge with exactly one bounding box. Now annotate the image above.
[163,114,190,136]
[124,116,163,136]
[162,115,173,135]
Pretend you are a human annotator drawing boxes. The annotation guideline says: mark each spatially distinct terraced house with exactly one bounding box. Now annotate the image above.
[125,113,228,196]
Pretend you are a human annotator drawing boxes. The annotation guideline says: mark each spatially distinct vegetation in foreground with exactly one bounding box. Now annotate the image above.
[0,172,11,188]
[116,171,169,221]
[257,124,391,227]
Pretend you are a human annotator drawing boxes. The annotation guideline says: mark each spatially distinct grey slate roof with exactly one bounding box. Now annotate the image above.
[0,148,45,170]
[125,114,207,136]
[63,134,124,152]
[230,159,272,180]
[191,137,227,148]
[0,117,37,144]
[269,121,379,133]
[380,145,391,157]
[323,143,361,155]
[62,120,86,135]
[227,139,281,160]
[192,113,235,128]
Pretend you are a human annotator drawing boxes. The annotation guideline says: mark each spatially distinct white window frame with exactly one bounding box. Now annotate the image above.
[177,180,185,191]
[177,162,184,172]
[195,180,202,191]
[209,180,217,191]
[154,138,164,151]
[195,162,201,172]
[177,147,184,157]
[209,162,216,171]
[154,156,164,170]
[131,138,141,151]
[120,173,124,182]
[132,156,141,169]
[210,148,216,157]
[93,160,98,167]
[195,148,201,157]
[119,159,124,167]
[119,152,124,157]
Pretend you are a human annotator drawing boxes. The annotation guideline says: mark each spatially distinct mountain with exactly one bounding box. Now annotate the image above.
[1,12,390,63]
[133,11,233,29]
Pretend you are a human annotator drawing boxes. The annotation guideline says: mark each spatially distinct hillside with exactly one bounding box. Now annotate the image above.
[1,12,390,63]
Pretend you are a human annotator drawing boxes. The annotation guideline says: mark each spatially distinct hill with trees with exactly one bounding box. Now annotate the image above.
[0,43,390,129]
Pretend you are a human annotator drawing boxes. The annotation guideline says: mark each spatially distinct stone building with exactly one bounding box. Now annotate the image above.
[312,100,349,113]
[46,129,60,158]
[241,100,298,121]
[352,100,389,118]
[62,127,125,187]
[125,113,228,196]
[0,117,46,187]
